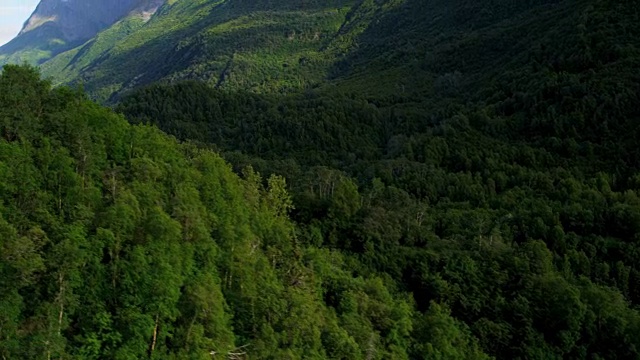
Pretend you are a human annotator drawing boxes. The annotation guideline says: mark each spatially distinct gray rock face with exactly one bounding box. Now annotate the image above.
[21,0,164,42]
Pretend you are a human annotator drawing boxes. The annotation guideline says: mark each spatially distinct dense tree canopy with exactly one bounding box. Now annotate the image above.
[0,65,452,359]
[2,0,640,358]
[115,0,640,358]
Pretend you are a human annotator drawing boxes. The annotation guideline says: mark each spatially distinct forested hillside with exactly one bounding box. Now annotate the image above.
[2,0,640,358]
[38,0,360,101]
[26,0,606,102]
[116,0,640,358]
[1,65,454,359]
[6,0,627,106]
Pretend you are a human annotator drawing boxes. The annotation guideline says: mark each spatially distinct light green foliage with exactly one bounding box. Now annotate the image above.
[30,0,360,101]
[0,65,418,358]
[114,0,640,358]
[3,0,640,358]
[413,302,491,360]
[41,16,148,87]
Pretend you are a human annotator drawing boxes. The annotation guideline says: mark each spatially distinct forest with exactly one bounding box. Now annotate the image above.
[1,64,437,359]
[2,0,640,358]
[116,0,640,358]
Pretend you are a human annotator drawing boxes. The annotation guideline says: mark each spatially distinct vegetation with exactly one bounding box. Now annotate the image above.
[1,0,640,358]
[39,0,359,102]
[0,65,436,359]
[116,0,640,358]
[0,26,66,66]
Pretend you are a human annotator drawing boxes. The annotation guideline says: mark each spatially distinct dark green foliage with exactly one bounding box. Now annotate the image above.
[0,65,432,359]
[114,0,640,358]
[117,81,383,165]
[3,0,640,358]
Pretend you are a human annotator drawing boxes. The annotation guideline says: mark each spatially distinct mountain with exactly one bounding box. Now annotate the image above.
[114,0,640,358]
[0,0,164,66]
[2,0,640,358]
[6,0,456,101]
[2,0,626,105]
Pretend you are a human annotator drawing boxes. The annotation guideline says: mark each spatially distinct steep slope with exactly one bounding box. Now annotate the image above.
[1,0,631,106]
[29,0,610,103]
[39,0,360,101]
[2,64,464,360]
[0,0,164,66]
[114,0,640,358]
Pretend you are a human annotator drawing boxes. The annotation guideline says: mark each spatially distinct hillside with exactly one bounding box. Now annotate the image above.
[6,0,589,102]
[2,64,467,360]
[2,0,640,358]
[116,0,640,358]
[36,0,360,101]
[0,0,164,66]
[2,0,616,104]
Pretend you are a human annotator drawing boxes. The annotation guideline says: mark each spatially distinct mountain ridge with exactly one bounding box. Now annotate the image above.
[1,0,600,104]
[0,0,165,66]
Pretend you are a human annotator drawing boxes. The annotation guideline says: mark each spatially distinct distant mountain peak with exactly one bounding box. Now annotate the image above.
[0,0,165,65]
[20,0,165,41]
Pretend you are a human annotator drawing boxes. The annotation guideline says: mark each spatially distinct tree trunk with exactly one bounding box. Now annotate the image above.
[149,314,159,358]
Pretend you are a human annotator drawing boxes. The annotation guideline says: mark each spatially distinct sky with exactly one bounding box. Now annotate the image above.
[0,0,40,46]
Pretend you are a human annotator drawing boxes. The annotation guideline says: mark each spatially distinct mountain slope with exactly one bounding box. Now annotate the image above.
[2,64,465,360]
[2,0,640,358]
[114,0,640,358]
[0,0,164,66]
[40,0,361,101]
[23,0,614,104]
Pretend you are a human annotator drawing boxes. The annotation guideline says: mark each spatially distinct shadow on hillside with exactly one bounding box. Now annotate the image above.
[327,0,579,98]
[69,0,354,101]
[0,23,86,64]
